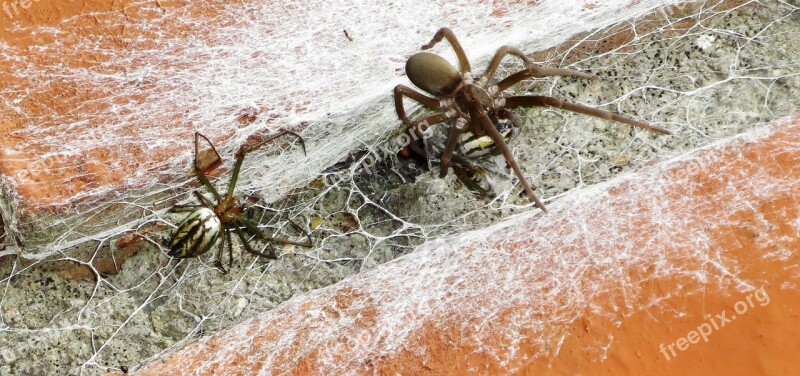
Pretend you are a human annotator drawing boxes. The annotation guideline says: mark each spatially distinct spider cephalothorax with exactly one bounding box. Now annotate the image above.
[394,28,670,211]
[168,132,312,273]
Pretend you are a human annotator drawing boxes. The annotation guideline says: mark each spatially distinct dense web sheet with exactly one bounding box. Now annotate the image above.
[0,0,799,374]
[141,113,800,374]
[0,0,681,251]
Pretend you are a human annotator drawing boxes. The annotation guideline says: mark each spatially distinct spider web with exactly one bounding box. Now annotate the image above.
[0,0,799,374]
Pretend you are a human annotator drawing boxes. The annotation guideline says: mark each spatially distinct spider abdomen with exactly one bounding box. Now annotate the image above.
[168,207,221,259]
[406,52,462,96]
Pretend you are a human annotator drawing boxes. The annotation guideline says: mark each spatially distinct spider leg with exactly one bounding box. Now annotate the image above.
[406,135,427,158]
[228,131,306,198]
[471,103,548,212]
[240,131,307,157]
[226,230,234,271]
[192,191,215,208]
[400,112,458,172]
[492,108,524,150]
[496,108,524,126]
[406,113,458,142]
[214,228,228,274]
[234,226,277,259]
[439,118,468,178]
[394,85,443,127]
[170,204,205,213]
[283,218,314,248]
[241,216,312,248]
[483,46,533,84]
[259,218,315,248]
[496,66,597,92]
[194,133,223,202]
[400,131,434,170]
[421,27,471,74]
[505,95,671,135]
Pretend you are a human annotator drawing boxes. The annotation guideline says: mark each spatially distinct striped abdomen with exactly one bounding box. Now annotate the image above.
[458,118,514,158]
[168,207,221,258]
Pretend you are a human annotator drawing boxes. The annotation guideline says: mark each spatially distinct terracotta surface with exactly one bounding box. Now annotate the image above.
[3,1,798,374]
[0,0,318,252]
[1,0,607,250]
[0,0,751,255]
[0,0,594,211]
[133,114,800,374]
[0,1,226,209]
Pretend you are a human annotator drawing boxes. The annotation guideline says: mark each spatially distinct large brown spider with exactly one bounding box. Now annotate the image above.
[168,132,312,273]
[394,28,670,211]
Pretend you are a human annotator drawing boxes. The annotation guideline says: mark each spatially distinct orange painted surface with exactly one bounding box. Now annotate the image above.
[3,1,798,374]
[0,1,227,209]
[134,115,800,375]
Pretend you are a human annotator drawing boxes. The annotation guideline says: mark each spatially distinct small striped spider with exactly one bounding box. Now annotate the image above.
[168,132,312,273]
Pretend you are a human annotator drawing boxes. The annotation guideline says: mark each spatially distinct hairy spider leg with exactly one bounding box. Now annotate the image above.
[421,27,472,74]
[438,83,497,178]
[473,102,548,212]
[487,109,524,155]
[408,113,458,142]
[505,96,671,135]
[496,65,598,92]
[393,85,444,126]
[394,85,461,159]
[439,118,468,178]
[483,45,534,84]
